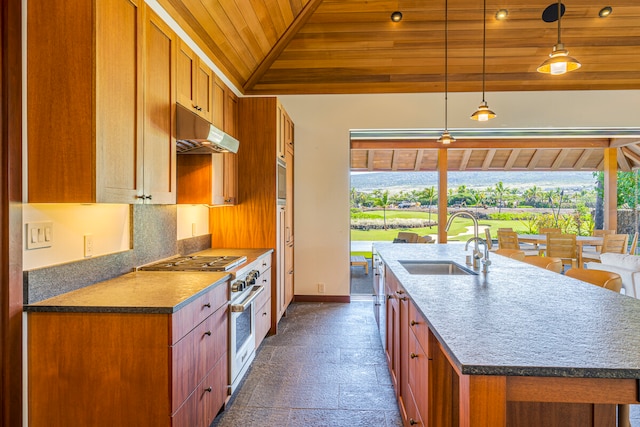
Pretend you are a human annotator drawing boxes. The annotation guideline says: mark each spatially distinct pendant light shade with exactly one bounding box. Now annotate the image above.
[470,101,496,122]
[470,0,496,121]
[537,0,581,75]
[438,0,455,144]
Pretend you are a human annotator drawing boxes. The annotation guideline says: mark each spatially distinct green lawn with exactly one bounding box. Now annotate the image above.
[350,215,531,257]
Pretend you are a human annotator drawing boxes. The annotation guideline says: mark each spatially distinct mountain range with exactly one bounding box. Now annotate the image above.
[350,171,597,193]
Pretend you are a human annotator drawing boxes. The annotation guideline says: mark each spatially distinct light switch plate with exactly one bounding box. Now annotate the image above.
[26,221,53,250]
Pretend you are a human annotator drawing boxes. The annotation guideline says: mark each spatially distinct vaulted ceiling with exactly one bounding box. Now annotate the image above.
[159,0,640,95]
[157,0,640,171]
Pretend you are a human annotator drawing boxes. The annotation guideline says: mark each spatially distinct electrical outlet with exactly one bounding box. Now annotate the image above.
[84,234,94,257]
[318,283,325,293]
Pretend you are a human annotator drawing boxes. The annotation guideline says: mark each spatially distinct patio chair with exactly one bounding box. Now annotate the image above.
[545,233,578,270]
[522,255,563,273]
[582,233,629,263]
[565,268,623,293]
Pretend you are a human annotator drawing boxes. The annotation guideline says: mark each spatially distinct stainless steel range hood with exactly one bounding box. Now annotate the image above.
[175,103,240,154]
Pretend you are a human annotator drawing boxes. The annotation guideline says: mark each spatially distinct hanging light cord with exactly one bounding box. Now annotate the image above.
[481,0,486,102]
[444,0,449,131]
[556,0,562,45]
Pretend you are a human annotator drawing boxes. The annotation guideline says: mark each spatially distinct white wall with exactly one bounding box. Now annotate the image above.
[23,204,131,270]
[280,90,640,296]
[176,204,210,239]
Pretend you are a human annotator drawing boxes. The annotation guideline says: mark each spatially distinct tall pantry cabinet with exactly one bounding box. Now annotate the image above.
[209,97,294,332]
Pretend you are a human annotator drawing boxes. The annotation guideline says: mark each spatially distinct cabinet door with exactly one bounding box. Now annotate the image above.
[195,60,214,123]
[212,77,225,129]
[276,103,286,161]
[285,242,294,308]
[143,6,176,204]
[277,205,288,319]
[285,145,294,244]
[176,41,197,111]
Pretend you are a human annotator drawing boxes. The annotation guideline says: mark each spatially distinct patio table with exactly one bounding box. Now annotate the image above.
[518,234,603,267]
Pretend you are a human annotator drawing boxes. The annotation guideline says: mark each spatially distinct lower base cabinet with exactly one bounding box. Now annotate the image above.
[27,283,229,427]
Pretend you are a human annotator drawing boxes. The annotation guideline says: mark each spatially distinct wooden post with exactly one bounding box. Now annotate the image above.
[459,374,507,427]
[1,0,24,424]
[438,148,448,243]
[603,147,617,231]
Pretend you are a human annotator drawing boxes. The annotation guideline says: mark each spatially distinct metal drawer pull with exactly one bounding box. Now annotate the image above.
[205,387,212,393]
[409,419,417,425]
[410,353,418,359]
[230,285,265,312]
[204,331,212,336]
[410,320,418,326]
[203,303,211,308]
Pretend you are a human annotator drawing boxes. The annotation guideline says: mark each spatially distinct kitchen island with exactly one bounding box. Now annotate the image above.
[375,242,640,427]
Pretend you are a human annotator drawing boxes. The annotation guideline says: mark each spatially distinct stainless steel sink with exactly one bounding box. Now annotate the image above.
[399,260,478,276]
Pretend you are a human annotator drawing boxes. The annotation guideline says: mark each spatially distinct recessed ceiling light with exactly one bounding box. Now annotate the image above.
[495,9,508,20]
[599,6,612,18]
[390,11,403,22]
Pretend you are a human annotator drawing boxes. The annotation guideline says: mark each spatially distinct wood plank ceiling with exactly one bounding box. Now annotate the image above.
[156,0,640,171]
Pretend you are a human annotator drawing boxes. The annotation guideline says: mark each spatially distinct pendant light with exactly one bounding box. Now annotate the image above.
[470,0,496,121]
[537,0,581,75]
[438,0,455,144]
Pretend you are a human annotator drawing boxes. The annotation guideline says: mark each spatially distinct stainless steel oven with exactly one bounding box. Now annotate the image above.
[229,269,264,393]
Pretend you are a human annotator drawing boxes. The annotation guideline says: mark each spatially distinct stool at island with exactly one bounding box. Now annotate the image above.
[350,255,368,274]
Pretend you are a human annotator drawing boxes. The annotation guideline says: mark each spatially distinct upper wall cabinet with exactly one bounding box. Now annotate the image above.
[27,0,176,204]
[176,40,214,123]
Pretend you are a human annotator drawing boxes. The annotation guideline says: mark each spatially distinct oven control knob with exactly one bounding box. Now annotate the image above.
[231,280,246,293]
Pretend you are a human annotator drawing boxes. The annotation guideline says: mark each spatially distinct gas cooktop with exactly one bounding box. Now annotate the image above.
[139,255,247,272]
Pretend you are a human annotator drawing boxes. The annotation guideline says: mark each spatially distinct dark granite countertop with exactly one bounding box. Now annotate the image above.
[25,248,273,314]
[375,242,640,379]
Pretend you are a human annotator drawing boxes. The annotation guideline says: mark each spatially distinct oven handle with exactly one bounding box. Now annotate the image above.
[230,285,265,312]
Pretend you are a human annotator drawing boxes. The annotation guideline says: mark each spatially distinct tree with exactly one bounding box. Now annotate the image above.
[494,181,507,213]
[373,190,390,230]
[423,186,436,223]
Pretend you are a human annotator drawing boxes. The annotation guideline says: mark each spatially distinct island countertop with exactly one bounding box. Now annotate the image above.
[375,242,640,379]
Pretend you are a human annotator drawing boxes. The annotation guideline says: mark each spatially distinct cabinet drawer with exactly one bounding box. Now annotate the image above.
[408,329,429,422]
[406,384,425,427]
[172,355,227,427]
[255,298,271,348]
[172,305,228,413]
[257,254,272,276]
[409,301,429,355]
[254,268,271,312]
[172,282,228,343]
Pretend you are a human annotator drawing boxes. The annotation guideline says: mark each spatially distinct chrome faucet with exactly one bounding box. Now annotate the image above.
[445,211,481,257]
[465,237,491,272]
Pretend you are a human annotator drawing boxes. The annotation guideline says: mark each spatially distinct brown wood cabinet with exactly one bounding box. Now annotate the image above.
[177,76,238,206]
[27,0,175,204]
[27,282,229,427]
[209,97,294,333]
[176,40,213,122]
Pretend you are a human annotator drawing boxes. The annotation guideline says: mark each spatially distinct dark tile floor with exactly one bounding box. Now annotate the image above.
[212,300,402,426]
[350,258,373,295]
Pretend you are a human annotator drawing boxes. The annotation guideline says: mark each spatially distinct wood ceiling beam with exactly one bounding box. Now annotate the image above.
[504,149,521,171]
[391,150,399,171]
[617,147,632,172]
[459,149,472,171]
[481,149,496,171]
[527,150,544,170]
[621,146,640,166]
[551,149,569,170]
[574,149,593,169]
[414,150,424,171]
[243,0,324,92]
[610,138,640,148]
[350,138,610,150]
